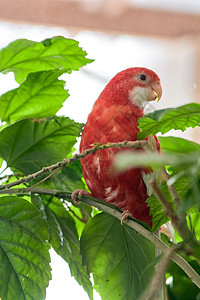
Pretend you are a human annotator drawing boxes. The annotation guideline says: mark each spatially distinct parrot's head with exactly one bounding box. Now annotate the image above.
[108,67,162,108]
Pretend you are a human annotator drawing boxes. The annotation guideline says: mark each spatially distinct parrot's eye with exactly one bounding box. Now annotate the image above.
[139,73,147,81]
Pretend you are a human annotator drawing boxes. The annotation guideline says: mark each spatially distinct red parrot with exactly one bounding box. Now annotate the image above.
[76,68,162,227]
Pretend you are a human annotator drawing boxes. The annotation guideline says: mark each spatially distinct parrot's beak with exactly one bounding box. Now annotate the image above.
[148,81,162,102]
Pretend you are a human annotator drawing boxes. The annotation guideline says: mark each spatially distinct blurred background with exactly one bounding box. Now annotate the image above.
[0,0,200,299]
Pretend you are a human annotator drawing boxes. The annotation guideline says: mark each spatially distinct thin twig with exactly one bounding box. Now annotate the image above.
[145,245,179,300]
[0,186,199,289]
[78,194,200,289]
[65,203,88,223]
[27,167,63,191]
[0,140,148,191]
[161,169,181,209]
[148,179,176,220]
[160,170,193,248]
[0,187,61,196]
[149,179,196,248]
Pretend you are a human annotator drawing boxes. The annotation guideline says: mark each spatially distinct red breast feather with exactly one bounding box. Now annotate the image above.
[80,68,161,227]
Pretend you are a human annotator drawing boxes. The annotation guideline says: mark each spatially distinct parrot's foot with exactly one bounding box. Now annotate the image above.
[71,189,91,205]
[121,210,133,225]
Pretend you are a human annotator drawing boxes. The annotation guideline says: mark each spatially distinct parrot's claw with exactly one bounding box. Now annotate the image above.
[71,189,91,205]
[121,210,133,225]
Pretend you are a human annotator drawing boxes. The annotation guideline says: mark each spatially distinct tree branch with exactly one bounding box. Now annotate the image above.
[0,187,199,289]
[149,179,198,257]
[161,169,181,209]
[145,245,179,300]
[0,139,199,288]
[0,140,148,191]
[148,179,176,220]
[77,194,200,289]
[65,202,88,223]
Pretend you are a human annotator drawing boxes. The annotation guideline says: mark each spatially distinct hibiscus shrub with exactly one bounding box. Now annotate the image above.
[0,37,199,300]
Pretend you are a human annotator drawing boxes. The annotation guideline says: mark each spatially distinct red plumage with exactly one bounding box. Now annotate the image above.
[80,68,162,227]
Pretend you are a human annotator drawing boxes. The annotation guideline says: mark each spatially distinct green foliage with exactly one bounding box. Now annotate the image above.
[158,136,200,154]
[0,196,51,300]
[187,212,200,241]
[115,136,200,235]
[0,117,83,174]
[114,151,199,170]
[0,36,92,300]
[35,195,93,299]
[147,178,189,232]
[81,213,155,300]
[138,103,200,139]
[114,114,200,296]
[0,35,199,300]
[0,36,93,83]
[0,70,69,123]
[167,259,200,300]
[38,161,87,192]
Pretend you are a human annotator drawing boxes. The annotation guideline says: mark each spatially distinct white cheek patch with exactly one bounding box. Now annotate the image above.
[129,86,150,108]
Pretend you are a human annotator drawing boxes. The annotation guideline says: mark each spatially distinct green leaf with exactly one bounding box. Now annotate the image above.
[147,178,190,232]
[158,137,200,189]
[0,157,3,169]
[68,203,91,237]
[41,196,93,300]
[147,182,171,232]
[159,136,200,154]
[0,117,83,175]
[0,36,93,83]
[138,103,200,139]
[187,212,200,241]
[81,213,155,300]
[0,196,51,300]
[114,152,167,170]
[167,259,200,300]
[114,151,200,171]
[31,193,47,221]
[33,159,90,236]
[0,70,69,123]
[180,178,200,214]
[39,160,86,192]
